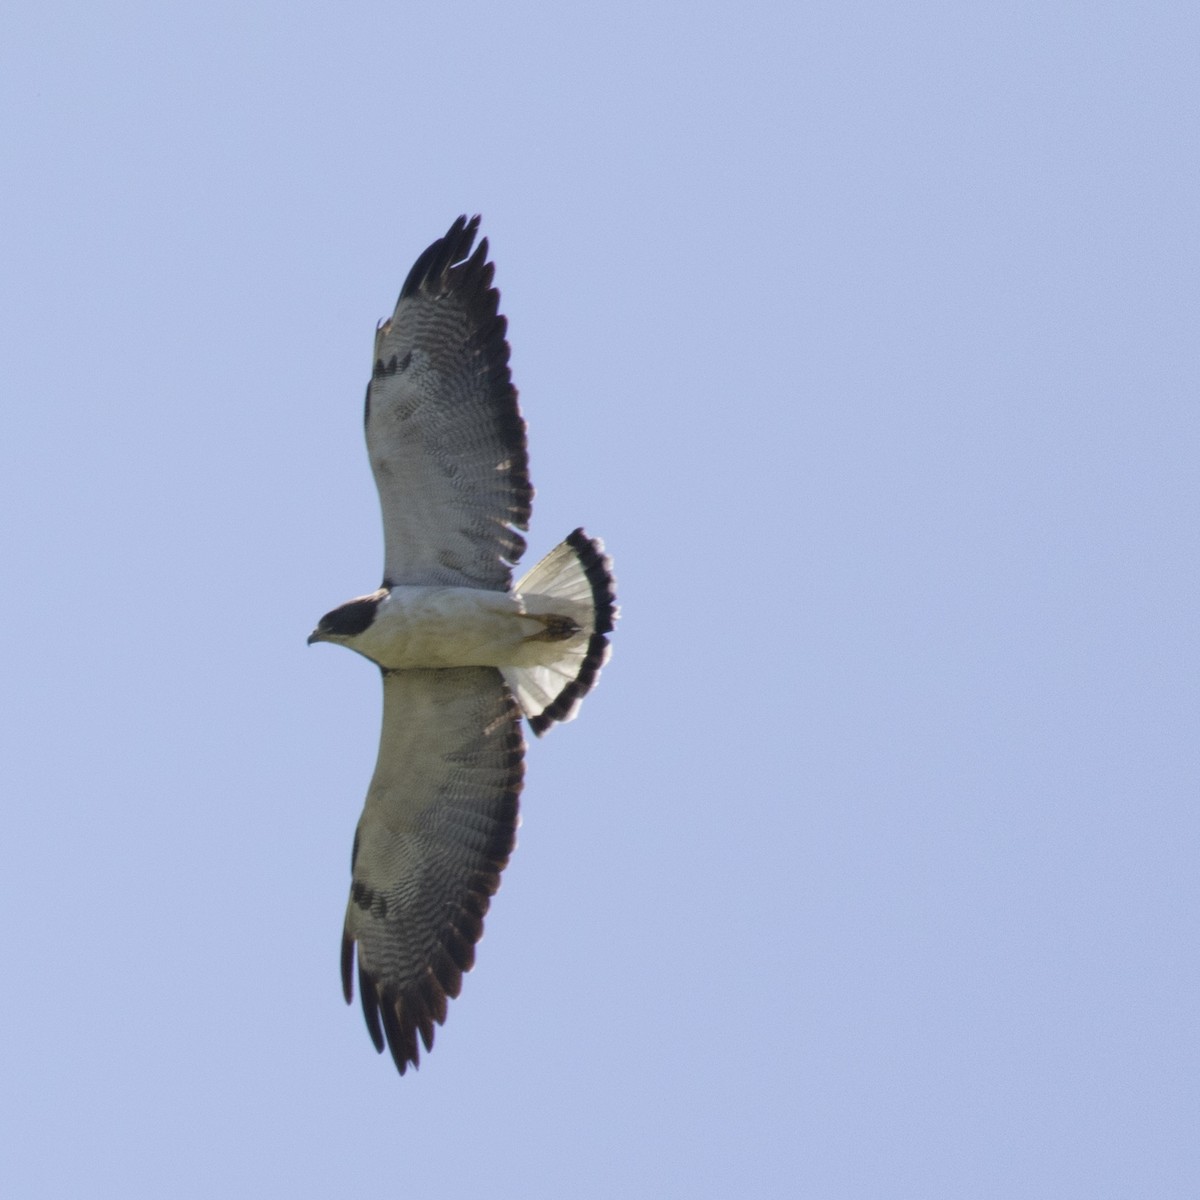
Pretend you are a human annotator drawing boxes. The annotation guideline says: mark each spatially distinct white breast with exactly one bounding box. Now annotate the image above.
[348,586,546,670]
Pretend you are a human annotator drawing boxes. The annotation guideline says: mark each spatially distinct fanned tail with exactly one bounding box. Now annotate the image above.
[502,529,617,735]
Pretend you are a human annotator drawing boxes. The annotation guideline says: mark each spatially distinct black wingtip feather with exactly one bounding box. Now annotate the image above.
[380,996,420,1074]
[359,960,386,1054]
[340,933,355,1005]
[398,214,482,301]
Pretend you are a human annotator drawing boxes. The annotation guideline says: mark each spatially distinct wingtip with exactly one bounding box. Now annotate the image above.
[398,214,486,301]
[340,932,355,1005]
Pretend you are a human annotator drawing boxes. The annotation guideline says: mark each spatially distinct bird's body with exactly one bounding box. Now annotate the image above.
[312,582,589,671]
[309,216,615,1075]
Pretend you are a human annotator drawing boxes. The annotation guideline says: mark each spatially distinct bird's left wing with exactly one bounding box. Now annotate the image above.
[365,216,532,590]
[341,667,525,1074]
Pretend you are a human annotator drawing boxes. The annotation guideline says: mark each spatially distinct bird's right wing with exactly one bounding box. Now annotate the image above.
[341,666,525,1074]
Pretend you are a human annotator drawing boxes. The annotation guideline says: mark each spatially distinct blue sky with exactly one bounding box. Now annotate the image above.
[2,2,1197,1196]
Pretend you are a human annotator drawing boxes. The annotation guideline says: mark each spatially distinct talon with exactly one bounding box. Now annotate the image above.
[525,613,580,642]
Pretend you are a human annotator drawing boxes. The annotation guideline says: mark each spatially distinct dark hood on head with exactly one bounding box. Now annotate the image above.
[316,592,385,639]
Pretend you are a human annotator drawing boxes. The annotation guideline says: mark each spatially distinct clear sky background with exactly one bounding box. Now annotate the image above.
[2,2,1197,1197]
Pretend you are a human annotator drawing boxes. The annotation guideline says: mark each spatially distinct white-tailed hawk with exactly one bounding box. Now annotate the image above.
[309,216,616,1075]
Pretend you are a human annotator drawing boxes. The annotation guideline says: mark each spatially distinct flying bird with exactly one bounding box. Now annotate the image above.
[309,216,616,1075]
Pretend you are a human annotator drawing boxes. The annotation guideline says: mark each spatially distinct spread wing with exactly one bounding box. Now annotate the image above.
[365,216,533,590]
[341,667,525,1074]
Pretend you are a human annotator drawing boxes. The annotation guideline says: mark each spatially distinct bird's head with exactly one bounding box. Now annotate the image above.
[308,591,386,646]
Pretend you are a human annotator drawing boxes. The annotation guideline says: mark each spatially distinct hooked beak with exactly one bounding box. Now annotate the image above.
[307,629,324,646]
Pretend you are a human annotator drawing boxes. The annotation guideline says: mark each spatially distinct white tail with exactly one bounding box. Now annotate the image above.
[502,529,617,735]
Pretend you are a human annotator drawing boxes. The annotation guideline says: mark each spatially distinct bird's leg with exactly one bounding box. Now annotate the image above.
[522,613,581,642]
